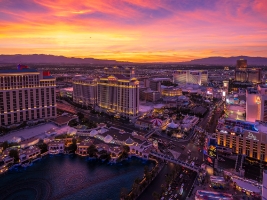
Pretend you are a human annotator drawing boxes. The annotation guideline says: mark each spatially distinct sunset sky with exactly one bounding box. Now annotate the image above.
[0,0,267,62]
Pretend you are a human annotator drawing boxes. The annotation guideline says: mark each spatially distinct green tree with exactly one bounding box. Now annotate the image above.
[68,119,78,127]
[9,149,19,163]
[144,165,149,176]
[77,112,84,121]
[120,187,128,199]
[145,172,152,182]
[152,191,160,200]
[0,127,9,134]
[38,143,48,154]
[1,141,9,150]
[68,138,77,153]
[122,145,130,153]
[87,144,98,157]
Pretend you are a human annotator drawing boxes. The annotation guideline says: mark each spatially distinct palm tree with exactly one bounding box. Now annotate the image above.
[144,165,149,175]
[132,177,141,194]
[122,145,130,153]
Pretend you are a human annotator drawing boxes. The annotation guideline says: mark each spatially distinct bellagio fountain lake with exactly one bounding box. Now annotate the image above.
[0,155,154,200]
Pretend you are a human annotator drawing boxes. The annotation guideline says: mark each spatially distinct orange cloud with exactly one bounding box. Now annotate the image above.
[0,0,266,62]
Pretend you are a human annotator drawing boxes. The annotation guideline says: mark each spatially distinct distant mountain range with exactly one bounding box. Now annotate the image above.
[0,54,131,65]
[0,54,266,65]
[182,56,267,66]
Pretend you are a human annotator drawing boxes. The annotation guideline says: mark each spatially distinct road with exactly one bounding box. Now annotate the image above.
[151,132,203,166]
[137,162,174,200]
[138,162,197,200]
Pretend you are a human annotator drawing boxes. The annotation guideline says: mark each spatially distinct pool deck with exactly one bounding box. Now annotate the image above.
[0,123,58,142]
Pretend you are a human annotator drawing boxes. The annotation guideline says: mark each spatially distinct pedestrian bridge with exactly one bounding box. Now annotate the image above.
[150,151,200,172]
[144,130,156,138]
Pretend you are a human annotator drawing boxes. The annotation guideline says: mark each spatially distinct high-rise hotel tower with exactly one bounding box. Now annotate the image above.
[96,74,139,118]
[0,65,56,126]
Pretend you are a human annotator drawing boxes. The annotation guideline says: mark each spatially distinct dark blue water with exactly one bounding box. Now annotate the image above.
[0,155,154,200]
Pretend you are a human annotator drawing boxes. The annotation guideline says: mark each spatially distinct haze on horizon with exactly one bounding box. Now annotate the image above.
[0,0,267,62]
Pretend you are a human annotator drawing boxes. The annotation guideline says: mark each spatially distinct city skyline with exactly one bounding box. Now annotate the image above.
[1,0,267,62]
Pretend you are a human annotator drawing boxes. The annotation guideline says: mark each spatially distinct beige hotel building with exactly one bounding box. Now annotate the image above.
[0,68,56,127]
[96,74,139,118]
[73,76,97,107]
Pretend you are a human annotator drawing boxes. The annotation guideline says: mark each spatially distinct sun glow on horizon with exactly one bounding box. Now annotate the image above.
[0,0,267,62]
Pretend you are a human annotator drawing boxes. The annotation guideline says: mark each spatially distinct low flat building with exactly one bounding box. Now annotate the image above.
[48,140,65,154]
[19,146,41,163]
[20,137,39,149]
[76,141,92,156]
[0,156,14,174]
[225,105,246,121]
[109,146,121,162]
[135,118,153,129]
[161,87,182,97]
[140,89,161,102]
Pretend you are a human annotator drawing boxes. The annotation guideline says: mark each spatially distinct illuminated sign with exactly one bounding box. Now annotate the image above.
[246,132,258,141]
[222,91,226,97]
[208,138,217,158]
[256,96,261,104]
[223,83,228,87]
[203,138,217,168]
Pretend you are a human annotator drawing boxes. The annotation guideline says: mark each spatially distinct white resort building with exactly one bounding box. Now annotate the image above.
[19,146,41,163]
[76,141,92,156]
[48,140,65,154]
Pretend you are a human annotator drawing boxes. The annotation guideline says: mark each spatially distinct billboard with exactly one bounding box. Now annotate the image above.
[203,138,217,167]
[204,154,215,167]
[208,138,217,158]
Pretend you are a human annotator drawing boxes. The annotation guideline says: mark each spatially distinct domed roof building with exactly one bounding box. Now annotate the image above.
[150,118,163,127]
[167,120,178,129]
[125,137,134,146]
[98,127,108,134]
[104,135,113,143]
[89,129,98,137]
